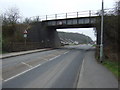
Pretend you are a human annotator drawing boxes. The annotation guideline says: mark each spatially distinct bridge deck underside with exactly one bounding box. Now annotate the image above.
[43,17,96,29]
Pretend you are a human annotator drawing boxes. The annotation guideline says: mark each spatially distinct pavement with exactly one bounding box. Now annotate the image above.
[0,48,52,59]
[77,51,118,88]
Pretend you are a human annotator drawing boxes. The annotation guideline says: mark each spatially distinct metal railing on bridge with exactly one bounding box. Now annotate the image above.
[28,8,114,22]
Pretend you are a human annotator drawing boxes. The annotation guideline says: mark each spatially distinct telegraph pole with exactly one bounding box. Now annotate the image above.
[100,0,104,63]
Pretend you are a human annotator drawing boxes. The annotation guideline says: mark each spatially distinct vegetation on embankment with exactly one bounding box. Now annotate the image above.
[95,1,119,79]
[102,60,120,80]
[1,7,42,52]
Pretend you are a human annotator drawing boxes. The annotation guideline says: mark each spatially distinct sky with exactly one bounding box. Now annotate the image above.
[0,0,117,41]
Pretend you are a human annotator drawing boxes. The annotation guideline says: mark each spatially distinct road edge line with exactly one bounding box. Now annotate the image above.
[76,58,85,88]
[3,53,63,82]
[49,55,61,61]
[3,63,42,82]
[3,50,69,82]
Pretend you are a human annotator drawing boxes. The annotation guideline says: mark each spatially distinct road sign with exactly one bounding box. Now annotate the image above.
[24,34,27,38]
[24,30,27,34]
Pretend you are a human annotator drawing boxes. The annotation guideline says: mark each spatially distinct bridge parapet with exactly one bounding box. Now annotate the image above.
[29,8,113,22]
[45,17,96,27]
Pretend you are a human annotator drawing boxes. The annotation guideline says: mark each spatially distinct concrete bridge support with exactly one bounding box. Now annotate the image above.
[27,22,61,48]
[45,28,61,48]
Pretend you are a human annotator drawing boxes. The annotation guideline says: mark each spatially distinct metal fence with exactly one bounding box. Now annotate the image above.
[28,8,114,21]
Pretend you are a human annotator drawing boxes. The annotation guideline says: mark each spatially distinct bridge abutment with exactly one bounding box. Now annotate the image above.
[27,22,61,48]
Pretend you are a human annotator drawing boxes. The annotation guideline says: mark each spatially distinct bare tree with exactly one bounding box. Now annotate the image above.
[2,7,21,44]
[2,7,20,25]
[23,16,40,24]
[115,1,120,15]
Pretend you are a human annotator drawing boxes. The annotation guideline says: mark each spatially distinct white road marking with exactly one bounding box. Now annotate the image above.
[64,51,69,54]
[3,51,70,82]
[21,62,33,68]
[49,51,69,61]
[79,59,84,78]
[4,63,42,82]
[49,55,61,61]
[77,59,85,88]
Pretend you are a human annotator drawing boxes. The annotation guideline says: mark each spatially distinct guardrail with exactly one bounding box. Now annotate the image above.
[28,8,114,21]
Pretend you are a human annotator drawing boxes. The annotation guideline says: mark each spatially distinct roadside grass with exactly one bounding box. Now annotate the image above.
[102,60,119,79]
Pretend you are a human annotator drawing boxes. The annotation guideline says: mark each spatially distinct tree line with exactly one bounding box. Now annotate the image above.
[1,7,41,52]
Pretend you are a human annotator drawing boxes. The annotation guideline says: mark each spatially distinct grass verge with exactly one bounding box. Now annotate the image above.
[102,60,120,80]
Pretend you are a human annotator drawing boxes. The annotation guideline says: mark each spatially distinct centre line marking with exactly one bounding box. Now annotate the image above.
[4,63,42,82]
[49,55,61,61]
[77,59,85,88]
[49,51,69,61]
[3,51,69,82]
[64,51,69,54]
[21,62,33,68]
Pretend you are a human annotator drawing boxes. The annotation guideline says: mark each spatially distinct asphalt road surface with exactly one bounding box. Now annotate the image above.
[2,44,93,88]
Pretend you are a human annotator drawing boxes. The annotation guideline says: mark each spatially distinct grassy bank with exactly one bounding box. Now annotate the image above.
[102,60,119,80]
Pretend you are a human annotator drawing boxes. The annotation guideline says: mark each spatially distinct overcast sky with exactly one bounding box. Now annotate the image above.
[0,0,117,41]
